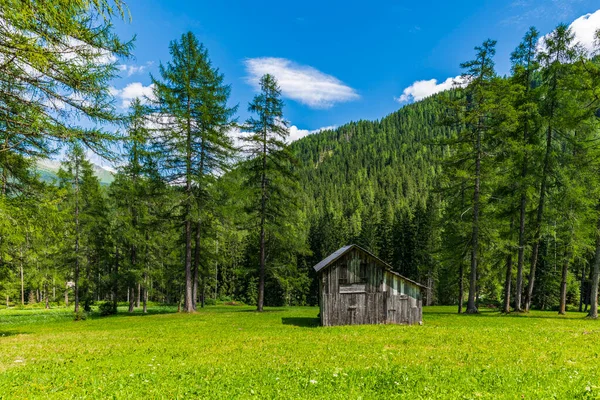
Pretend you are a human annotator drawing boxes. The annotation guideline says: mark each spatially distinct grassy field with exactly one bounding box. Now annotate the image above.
[1,305,600,399]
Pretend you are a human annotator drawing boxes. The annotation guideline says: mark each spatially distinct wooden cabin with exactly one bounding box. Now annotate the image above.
[314,244,426,326]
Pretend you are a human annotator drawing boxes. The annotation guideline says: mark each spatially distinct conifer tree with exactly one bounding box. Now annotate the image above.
[58,144,89,313]
[507,27,541,312]
[583,28,600,319]
[0,0,132,157]
[446,40,498,313]
[151,32,236,312]
[524,24,578,311]
[241,74,298,312]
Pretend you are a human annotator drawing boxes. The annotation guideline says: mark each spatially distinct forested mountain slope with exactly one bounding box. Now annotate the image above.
[295,95,449,217]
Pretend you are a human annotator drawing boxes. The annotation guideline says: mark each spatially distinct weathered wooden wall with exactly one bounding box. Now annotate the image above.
[319,247,422,326]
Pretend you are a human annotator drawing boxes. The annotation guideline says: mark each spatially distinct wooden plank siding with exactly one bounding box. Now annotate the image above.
[317,246,423,326]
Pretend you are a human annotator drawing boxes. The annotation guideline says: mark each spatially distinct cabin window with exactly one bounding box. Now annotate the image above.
[338,264,348,285]
[346,256,367,284]
[359,261,367,283]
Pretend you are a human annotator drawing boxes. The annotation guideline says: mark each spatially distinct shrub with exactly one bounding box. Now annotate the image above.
[73,310,88,321]
[204,298,216,306]
[98,301,117,316]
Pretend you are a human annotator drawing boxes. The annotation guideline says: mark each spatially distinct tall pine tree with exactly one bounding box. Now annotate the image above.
[241,74,299,312]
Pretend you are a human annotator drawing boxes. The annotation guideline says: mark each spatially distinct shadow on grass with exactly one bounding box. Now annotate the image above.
[424,309,590,321]
[0,331,27,337]
[237,308,288,313]
[281,317,320,328]
[95,308,177,318]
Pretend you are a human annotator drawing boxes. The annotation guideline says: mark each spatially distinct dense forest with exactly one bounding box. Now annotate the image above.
[1,0,600,317]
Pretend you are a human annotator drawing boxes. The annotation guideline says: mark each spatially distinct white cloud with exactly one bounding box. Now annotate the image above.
[244,57,359,108]
[117,61,154,77]
[111,82,155,108]
[537,9,600,57]
[61,37,117,65]
[566,9,600,54]
[232,124,336,151]
[85,149,118,173]
[288,125,336,142]
[396,76,466,103]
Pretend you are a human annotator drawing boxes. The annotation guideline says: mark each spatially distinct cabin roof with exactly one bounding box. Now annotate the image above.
[312,244,428,289]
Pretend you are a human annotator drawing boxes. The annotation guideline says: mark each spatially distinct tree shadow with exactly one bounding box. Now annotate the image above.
[97,308,177,318]
[424,309,591,321]
[281,317,320,328]
[0,331,27,337]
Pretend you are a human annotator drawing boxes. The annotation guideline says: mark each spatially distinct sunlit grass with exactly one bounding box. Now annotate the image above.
[1,305,600,399]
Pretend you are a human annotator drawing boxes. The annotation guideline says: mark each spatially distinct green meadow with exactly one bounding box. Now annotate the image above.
[1,305,600,399]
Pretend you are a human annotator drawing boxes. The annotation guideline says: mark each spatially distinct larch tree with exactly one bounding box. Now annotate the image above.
[0,0,131,298]
[58,144,86,314]
[110,99,161,313]
[241,74,299,312]
[151,32,236,312]
[507,27,541,312]
[0,0,132,155]
[585,28,600,319]
[449,40,498,313]
[524,24,578,312]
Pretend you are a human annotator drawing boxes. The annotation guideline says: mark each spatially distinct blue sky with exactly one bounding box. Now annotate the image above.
[108,0,600,142]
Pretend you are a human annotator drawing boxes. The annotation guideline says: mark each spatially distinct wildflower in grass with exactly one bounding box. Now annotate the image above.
[310,379,318,384]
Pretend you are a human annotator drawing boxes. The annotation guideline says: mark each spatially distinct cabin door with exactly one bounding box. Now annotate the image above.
[384,291,409,324]
[384,291,395,323]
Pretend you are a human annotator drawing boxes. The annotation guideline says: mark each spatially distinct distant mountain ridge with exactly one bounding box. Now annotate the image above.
[36,159,115,186]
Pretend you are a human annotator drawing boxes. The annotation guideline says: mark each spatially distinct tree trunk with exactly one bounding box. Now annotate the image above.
[143,271,148,314]
[128,287,135,313]
[558,251,570,315]
[113,246,119,311]
[585,266,593,312]
[588,217,600,319]
[458,262,464,314]
[182,95,194,313]
[257,126,268,312]
[503,252,513,313]
[524,125,553,312]
[579,265,586,312]
[183,213,193,311]
[192,220,201,311]
[588,239,600,319]
[201,276,205,309]
[515,189,527,312]
[136,282,140,308]
[467,128,481,314]
[45,285,49,309]
[214,239,219,301]
[74,158,80,314]
[20,261,24,306]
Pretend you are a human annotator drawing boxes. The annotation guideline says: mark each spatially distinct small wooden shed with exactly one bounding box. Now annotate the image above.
[314,244,426,326]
